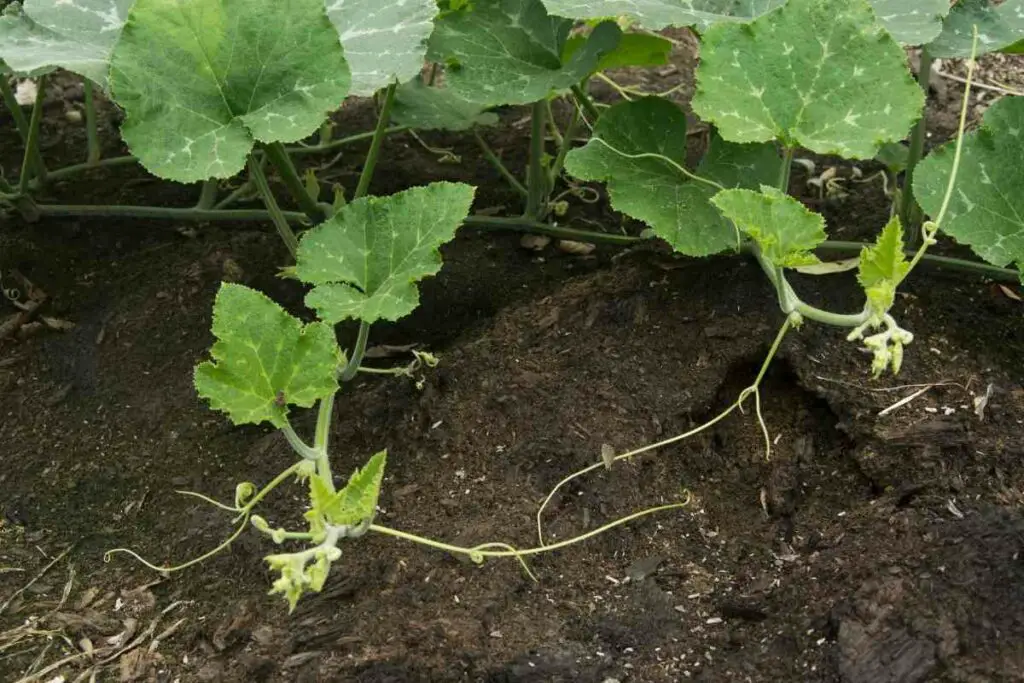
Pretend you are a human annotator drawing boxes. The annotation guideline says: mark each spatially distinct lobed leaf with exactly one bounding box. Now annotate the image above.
[109,0,351,183]
[538,0,785,30]
[858,216,909,316]
[692,0,924,159]
[564,97,779,256]
[711,186,826,267]
[913,96,1024,280]
[296,182,476,324]
[194,284,343,428]
[427,0,622,107]
[867,0,949,45]
[326,0,438,97]
[391,77,499,131]
[309,451,387,527]
[927,0,1024,58]
[0,0,133,90]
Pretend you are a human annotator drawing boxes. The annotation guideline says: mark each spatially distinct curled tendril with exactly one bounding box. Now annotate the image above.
[234,481,257,508]
[469,542,537,581]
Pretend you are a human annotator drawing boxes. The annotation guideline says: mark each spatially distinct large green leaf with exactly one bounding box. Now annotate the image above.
[296,182,476,324]
[308,451,386,527]
[538,0,785,30]
[0,0,133,89]
[692,0,923,159]
[867,0,949,45]
[927,0,1024,58]
[564,97,778,256]
[711,186,826,267]
[914,96,1024,278]
[109,0,351,183]
[391,77,499,131]
[562,31,672,70]
[858,216,910,316]
[427,0,622,107]
[327,0,438,97]
[194,284,343,428]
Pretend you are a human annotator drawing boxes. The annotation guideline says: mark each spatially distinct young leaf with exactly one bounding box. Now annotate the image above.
[867,0,949,45]
[296,182,476,324]
[538,0,785,30]
[391,78,499,131]
[427,0,622,107]
[692,0,924,159]
[562,31,672,71]
[875,141,910,174]
[309,451,387,527]
[927,0,1024,58]
[109,0,351,183]
[711,186,826,267]
[327,0,438,97]
[564,97,779,256]
[0,0,133,90]
[913,96,1024,279]
[858,216,909,316]
[194,284,343,428]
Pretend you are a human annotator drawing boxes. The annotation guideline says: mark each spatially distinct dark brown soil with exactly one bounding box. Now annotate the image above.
[2,44,1023,683]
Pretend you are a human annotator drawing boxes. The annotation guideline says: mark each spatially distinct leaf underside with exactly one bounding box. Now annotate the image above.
[326,0,438,97]
[538,0,786,30]
[692,0,924,159]
[927,0,1024,58]
[427,0,622,107]
[711,186,827,267]
[296,182,477,324]
[0,0,133,89]
[914,96,1024,279]
[109,0,351,183]
[565,97,779,256]
[194,283,342,428]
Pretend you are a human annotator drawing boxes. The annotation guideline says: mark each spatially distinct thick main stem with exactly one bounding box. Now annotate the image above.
[18,75,48,194]
[902,48,934,234]
[354,82,398,200]
[247,157,300,258]
[84,79,101,164]
[262,142,325,224]
[524,100,549,219]
[35,203,307,223]
[463,215,640,245]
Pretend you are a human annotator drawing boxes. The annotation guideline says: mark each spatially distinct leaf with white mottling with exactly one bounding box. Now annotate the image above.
[109,0,350,183]
[867,0,949,45]
[391,77,498,131]
[194,284,342,428]
[326,0,438,97]
[914,96,1024,278]
[711,186,826,267]
[428,0,622,107]
[692,0,923,160]
[564,97,779,256]
[927,0,1024,58]
[0,0,133,89]
[538,0,785,30]
[297,182,476,324]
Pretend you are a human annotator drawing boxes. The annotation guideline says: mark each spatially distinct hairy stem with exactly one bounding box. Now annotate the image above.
[525,100,549,219]
[262,141,325,224]
[354,82,398,200]
[247,157,300,258]
[463,215,640,245]
[313,393,337,493]
[473,130,529,198]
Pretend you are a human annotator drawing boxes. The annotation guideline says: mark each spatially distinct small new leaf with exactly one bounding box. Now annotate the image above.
[0,0,133,89]
[913,95,1024,279]
[194,284,342,428]
[296,183,476,324]
[565,97,779,256]
[109,0,351,183]
[692,0,924,159]
[428,0,622,107]
[311,451,387,527]
[711,186,826,267]
[858,216,909,317]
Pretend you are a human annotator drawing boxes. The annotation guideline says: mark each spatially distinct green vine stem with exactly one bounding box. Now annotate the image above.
[901,47,934,235]
[340,321,371,383]
[247,157,301,258]
[570,83,601,124]
[262,141,326,224]
[524,100,549,219]
[194,179,219,210]
[472,130,529,198]
[18,74,48,194]
[287,126,408,157]
[0,76,31,141]
[548,103,581,187]
[83,79,101,165]
[462,215,639,245]
[535,314,795,545]
[354,81,398,200]
[34,202,307,223]
[778,145,794,192]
